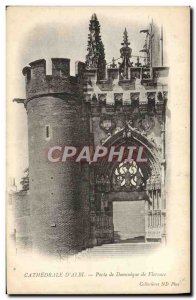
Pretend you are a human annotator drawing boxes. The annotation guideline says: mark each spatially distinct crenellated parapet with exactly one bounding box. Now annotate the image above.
[81,65,169,116]
[22,56,168,116]
[22,58,85,103]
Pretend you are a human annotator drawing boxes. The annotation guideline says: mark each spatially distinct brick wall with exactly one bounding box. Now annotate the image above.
[27,95,90,255]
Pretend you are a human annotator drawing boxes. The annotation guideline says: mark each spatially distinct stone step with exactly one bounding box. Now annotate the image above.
[77,242,160,258]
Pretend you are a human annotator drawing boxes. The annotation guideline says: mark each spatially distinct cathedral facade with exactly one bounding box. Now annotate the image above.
[10,14,169,256]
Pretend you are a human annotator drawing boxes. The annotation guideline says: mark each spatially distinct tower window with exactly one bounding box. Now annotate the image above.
[45,125,52,140]
[46,126,49,138]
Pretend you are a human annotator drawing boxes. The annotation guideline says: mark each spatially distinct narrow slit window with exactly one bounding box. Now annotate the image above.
[46,125,50,139]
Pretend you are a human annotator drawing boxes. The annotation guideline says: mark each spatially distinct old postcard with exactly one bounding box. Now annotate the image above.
[6,6,190,294]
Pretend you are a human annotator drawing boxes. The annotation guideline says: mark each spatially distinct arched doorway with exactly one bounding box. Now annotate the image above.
[111,160,146,243]
[92,126,166,246]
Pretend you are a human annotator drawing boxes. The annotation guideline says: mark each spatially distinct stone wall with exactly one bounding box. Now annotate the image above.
[11,191,31,250]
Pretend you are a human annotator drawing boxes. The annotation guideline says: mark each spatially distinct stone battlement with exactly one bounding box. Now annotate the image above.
[22,58,169,109]
[22,58,85,101]
[82,66,168,115]
[83,66,169,92]
[83,89,168,116]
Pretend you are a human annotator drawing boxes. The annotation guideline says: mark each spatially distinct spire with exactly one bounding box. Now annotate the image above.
[9,177,17,192]
[139,28,150,66]
[122,28,130,47]
[91,13,97,21]
[119,28,132,79]
[139,19,162,67]
[85,14,106,80]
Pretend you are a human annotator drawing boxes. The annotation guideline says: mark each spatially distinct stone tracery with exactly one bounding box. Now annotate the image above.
[112,160,146,191]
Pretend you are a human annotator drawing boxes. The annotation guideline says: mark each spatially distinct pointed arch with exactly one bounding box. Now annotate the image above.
[96,128,162,185]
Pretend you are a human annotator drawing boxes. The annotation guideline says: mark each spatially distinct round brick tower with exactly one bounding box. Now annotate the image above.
[22,58,90,256]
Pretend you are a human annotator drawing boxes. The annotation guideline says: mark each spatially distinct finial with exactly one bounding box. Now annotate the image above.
[85,13,106,80]
[135,56,141,67]
[121,28,130,46]
[110,57,117,68]
[91,13,97,21]
[119,29,132,79]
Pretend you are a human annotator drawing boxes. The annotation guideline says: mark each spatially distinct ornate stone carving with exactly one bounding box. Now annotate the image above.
[157,91,163,102]
[119,28,133,79]
[142,68,151,79]
[99,115,116,133]
[146,172,161,191]
[85,14,106,80]
[92,93,98,104]
[101,132,112,144]
[147,92,156,101]
[163,91,168,101]
[131,92,140,102]
[112,161,146,191]
[114,93,123,102]
[95,174,110,192]
[134,115,155,133]
[84,94,91,102]
[98,94,107,105]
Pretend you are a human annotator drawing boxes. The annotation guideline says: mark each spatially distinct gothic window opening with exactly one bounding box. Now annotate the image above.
[112,160,146,191]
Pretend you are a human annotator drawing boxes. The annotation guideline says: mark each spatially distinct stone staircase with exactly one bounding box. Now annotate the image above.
[77,242,161,259]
